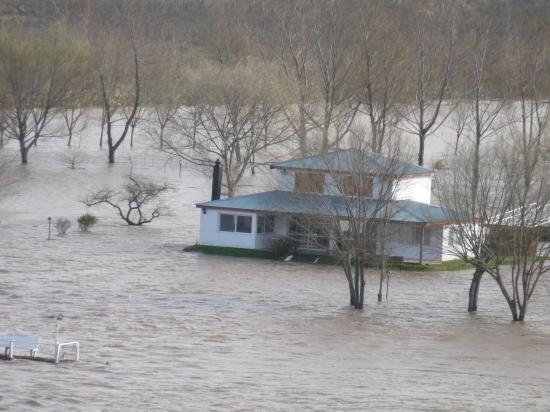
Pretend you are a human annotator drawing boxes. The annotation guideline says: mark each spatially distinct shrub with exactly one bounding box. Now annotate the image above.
[271,237,296,258]
[78,213,97,232]
[56,217,71,235]
[433,159,445,170]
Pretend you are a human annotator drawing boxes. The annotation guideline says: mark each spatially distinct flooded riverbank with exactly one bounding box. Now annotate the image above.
[1,134,549,410]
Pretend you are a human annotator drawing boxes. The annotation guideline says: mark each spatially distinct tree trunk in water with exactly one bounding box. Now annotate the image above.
[130,127,135,147]
[19,138,28,164]
[508,300,519,321]
[357,259,365,309]
[108,146,115,164]
[160,127,164,149]
[468,268,484,312]
[67,131,73,147]
[418,132,426,166]
[100,124,104,148]
[343,261,356,306]
[518,303,527,321]
[0,130,3,147]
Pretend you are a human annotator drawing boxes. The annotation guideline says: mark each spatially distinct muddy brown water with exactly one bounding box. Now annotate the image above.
[0,131,549,410]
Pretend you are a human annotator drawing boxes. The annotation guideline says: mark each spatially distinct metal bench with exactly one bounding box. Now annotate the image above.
[0,335,40,359]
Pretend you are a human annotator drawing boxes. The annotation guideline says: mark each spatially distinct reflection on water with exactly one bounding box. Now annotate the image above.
[0,136,549,410]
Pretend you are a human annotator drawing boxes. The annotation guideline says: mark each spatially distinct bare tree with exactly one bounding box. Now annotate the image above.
[439,29,550,319]
[123,105,144,148]
[400,3,456,166]
[357,4,406,154]
[289,140,405,309]
[145,49,183,149]
[447,101,471,155]
[448,20,508,311]
[84,176,170,225]
[63,106,87,147]
[90,4,141,164]
[308,1,360,153]
[165,60,289,197]
[269,0,314,155]
[0,24,90,164]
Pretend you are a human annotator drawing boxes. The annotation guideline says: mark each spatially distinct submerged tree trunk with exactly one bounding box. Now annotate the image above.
[343,259,356,307]
[357,258,365,309]
[518,303,527,322]
[19,142,28,164]
[108,146,115,164]
[468,267,484,312]
[130,126,135,147]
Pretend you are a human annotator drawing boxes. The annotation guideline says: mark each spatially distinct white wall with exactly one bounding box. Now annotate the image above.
[199,209,257,249]
[393,176,432,204]
[276,168,433,205]
[382,223,449,262]
[275,169,295,191]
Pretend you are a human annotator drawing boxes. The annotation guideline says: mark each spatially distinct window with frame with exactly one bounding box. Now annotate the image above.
[340,174,374,197]
[294,171,325,193]
[413,226,431,246]
[219,214,252,233]
[257,215,275,233]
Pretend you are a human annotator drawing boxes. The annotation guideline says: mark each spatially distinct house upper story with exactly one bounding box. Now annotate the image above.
[270,149,434,205]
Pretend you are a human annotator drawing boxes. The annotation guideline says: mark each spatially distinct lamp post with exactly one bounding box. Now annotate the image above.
[48,216,52,240]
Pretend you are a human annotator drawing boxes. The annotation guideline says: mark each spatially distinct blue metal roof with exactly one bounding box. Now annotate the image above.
[197,191,452,224]
[270,149,432,175]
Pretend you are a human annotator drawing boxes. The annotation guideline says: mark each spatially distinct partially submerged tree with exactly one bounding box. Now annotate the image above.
[63,105,87,148]
[288,140,406,309]
[269,0,315,155]
[145,47,183,149]
[165,59,290,197]
[400,2,456,166]
[308,1,360,153]
[91,4,141,164]
[0,24,90,163]
[84,176,171,225]
[357,3,406,154]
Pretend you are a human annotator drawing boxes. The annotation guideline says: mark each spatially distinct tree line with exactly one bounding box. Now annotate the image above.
[0,0,549,169]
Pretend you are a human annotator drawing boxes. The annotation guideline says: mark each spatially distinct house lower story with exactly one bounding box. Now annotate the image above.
[197,191,457,262]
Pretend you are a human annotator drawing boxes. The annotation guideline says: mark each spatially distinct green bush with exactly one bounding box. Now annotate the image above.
[78,213,97,232]
[271,237,296,258]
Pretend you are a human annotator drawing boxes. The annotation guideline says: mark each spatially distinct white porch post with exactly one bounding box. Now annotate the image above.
[419,224,426,265]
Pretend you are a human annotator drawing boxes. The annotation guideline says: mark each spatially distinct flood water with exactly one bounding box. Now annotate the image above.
[1,124,549,410]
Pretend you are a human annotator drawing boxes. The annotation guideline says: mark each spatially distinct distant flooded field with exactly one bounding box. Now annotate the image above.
[1,129,549,410]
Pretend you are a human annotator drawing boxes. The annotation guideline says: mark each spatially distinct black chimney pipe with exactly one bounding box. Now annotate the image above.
[211,159,222,200]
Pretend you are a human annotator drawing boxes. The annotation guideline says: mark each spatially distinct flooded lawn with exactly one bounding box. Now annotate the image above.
[1,134,549,410]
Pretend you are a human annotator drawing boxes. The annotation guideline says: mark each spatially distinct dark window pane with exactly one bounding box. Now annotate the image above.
[257,216,265,233]
[236,216,252,233]
[220,214,235,232]
[265,216,275,233]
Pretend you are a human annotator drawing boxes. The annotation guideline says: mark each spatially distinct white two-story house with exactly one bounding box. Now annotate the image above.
[196,149,457,262]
